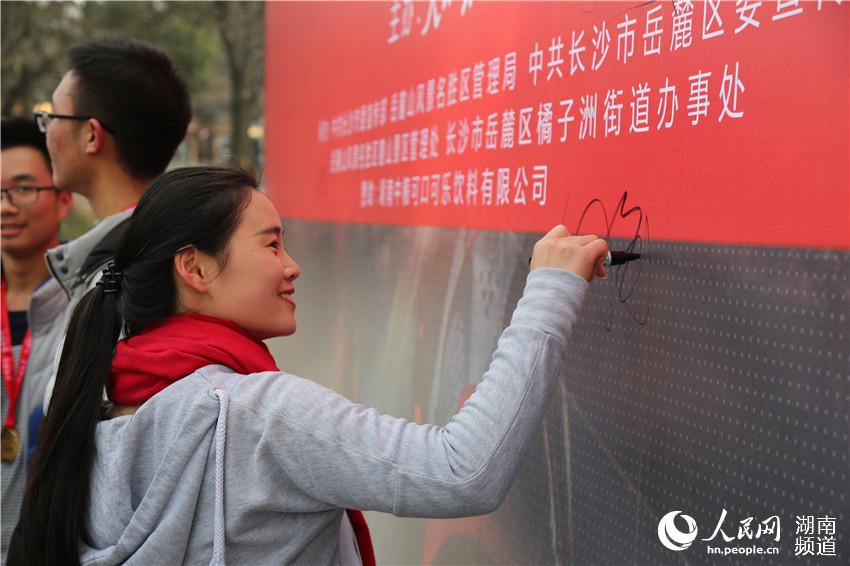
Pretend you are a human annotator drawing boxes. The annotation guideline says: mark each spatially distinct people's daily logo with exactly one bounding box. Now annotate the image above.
[657,511,699,551]
[657,509,838,558]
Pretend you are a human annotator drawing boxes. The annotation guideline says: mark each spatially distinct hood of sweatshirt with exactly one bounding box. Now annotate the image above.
[79,368,362,565]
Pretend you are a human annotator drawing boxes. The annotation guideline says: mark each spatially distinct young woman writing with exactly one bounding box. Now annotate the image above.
[20,167,608,565]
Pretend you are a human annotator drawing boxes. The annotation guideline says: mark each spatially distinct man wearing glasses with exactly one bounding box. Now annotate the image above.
[35,36,190,299]
[0,117,72,562]
[3,39,190,561]
[31,37,191,408]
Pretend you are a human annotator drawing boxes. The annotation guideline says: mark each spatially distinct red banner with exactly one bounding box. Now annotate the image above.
[265,1,849,249]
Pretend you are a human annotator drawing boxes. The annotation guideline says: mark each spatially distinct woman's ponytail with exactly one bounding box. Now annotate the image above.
[20,265,123,566]
[18,166,257,565]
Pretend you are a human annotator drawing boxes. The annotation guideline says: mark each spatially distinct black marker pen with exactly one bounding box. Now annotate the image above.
[528,250,641,267]
[604,251,641,266]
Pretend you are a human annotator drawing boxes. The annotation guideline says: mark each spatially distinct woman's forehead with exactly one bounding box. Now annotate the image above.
[241,191,282,231]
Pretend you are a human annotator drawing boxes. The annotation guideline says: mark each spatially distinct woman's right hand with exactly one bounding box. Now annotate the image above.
[529,224,609,282]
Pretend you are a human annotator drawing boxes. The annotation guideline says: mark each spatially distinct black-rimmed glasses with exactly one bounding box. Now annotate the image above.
[33,111,115,135]
[1,185,61,206]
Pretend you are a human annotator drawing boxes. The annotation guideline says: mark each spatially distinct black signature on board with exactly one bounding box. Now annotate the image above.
[575,191,652,330]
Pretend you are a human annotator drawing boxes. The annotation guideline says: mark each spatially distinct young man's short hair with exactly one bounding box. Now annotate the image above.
[1,117,52,170]
[69,37,192,180]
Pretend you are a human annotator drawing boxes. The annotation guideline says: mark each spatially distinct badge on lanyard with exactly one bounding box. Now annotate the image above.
[1,278,31,463]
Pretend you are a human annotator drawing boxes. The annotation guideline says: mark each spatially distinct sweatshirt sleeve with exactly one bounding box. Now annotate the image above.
[226,267,589,518]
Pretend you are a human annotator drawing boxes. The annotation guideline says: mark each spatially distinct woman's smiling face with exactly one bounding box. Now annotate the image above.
[201,190,300,340]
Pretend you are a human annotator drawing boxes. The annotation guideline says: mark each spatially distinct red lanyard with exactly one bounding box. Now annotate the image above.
[0,278,32,430]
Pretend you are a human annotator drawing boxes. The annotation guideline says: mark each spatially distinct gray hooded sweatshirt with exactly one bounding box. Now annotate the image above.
[0,275,68,563]
[79,268,588,565]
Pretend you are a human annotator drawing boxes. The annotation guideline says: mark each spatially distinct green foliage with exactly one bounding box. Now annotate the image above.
[60,205,96,242]
[1,1,265,169]
[2,2,219,113]
[1,2,77,116]
[77,1,221,97]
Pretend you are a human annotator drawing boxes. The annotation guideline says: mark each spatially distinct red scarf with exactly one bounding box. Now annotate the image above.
[110,313,375,566]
